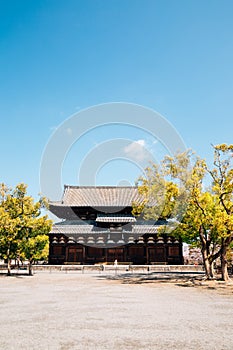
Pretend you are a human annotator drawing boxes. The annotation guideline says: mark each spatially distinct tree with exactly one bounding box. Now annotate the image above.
[0,183,24,275]
[174,190,223,279]
[133,145,233,281]
[172,147,233,281]
[207,144,233,280]
[0,206,20,275]
[0,183,52,276]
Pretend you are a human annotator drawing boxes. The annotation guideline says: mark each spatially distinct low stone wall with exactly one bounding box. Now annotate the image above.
[31,264,204,274]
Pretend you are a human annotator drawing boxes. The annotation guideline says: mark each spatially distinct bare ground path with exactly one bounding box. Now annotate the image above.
[0,272,233,350]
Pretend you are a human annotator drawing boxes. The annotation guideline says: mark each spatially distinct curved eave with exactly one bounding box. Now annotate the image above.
[49,203,73,219]
[49,203,134,219]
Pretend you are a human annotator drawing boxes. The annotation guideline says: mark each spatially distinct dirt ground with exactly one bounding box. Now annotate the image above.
[0,271,233,350]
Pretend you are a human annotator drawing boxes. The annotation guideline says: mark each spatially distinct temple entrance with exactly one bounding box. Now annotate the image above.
[147,246,166,264]
[67,247,83,263]
[128,246,145,264]
[86,247,105,264]
[107,248,124,262]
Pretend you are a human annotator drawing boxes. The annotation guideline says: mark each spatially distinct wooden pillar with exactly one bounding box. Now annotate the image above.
[146,245,149,264]
[65,245,69,263]
[124,245,127,262]
[164,243,167,264]
[82,245,86,264]
[179,240,184,264]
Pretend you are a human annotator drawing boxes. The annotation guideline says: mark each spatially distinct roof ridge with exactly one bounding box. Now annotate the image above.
[64,185,138,189]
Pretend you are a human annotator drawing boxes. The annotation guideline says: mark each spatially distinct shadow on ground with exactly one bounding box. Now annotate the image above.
[96,272,233,295]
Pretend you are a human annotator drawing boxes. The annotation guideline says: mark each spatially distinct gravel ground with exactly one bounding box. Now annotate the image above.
[0,271,233,350]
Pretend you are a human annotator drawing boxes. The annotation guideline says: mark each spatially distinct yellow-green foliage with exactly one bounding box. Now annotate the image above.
[0,183,52,265]
[133,144,233,279]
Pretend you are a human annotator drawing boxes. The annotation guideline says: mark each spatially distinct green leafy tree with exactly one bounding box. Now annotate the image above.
[206,144,233,280]
[0,184,23,275]
[177,145,233,281]
[0,183,52,276]
[174,190,223,279]
[133,145,233,281]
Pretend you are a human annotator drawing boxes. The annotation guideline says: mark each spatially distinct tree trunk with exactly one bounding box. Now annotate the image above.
[201,248,214,279]
[210,261,214,278]
[7,245,11,276]
[7,258,11,276]
[220,245,230,281]
[28,261,33,276]
[204,258,214,279]
[199,226,214,279]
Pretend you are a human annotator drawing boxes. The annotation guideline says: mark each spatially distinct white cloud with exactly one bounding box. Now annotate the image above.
[66,128,73,135]
[124,139,149,162]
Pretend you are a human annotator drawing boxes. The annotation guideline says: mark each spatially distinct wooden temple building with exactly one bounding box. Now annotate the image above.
[49,186,183,265]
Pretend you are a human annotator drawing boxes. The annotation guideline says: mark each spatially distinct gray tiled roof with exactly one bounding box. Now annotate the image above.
[132,225,159,234]
[51,225,111,234]
[51,225,95,234]
[51,224,159,235]
[57,185,144,207]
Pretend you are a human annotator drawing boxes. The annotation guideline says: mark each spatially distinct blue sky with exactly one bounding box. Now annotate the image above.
[1,0,233,200]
